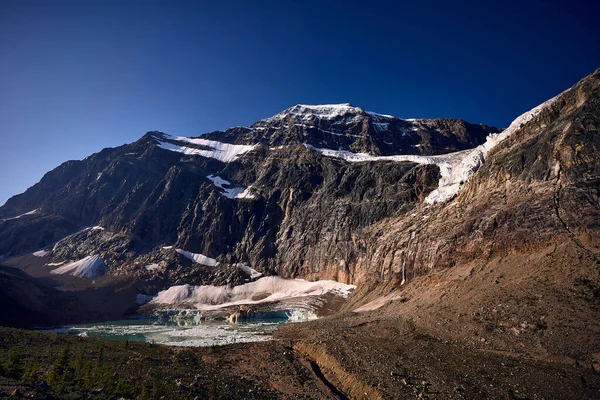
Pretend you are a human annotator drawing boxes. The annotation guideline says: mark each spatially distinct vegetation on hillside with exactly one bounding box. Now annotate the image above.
[0,327,275,399]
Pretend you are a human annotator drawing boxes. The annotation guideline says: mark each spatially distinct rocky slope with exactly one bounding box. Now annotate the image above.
[348,67,600,285]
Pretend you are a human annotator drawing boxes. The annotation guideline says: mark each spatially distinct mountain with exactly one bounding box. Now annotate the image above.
[1,69,600,399]
[1,68,599,327]
[0,104,499,291]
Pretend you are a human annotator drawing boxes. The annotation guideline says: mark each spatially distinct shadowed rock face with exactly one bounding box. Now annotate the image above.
[0,69,598,292]
[0,263,140,327]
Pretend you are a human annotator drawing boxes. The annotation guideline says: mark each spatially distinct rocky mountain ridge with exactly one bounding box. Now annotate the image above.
[0,69,598,307]
[204,103,499,156]
[0,105,500,289]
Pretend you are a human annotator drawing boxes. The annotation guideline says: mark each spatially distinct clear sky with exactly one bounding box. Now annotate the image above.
[1,0,599,206]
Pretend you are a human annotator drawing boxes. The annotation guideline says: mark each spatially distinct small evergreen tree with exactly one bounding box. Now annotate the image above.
[57,345,70,369]
[22,360,39,382]
[97,344,104,365]
[4,348,25,379]
[46,344,70,388]
[73,349,85,375]
[81,361,93,387]
[140,384,150,400]
[45,365,57,385]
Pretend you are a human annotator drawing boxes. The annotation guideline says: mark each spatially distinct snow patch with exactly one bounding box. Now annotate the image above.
[73,225,105,234]
[46,261,66,267]
[367,111,396,119]
[368,110,397,133]
[206,175,255,199]
[175,249,219,267]
[1,209,39,222]
[145,263,162,271]
[372,122,390,132]
[151,276,356,310]
[304,144,431,163]
[236,263,263,279]
[154,133,256,163]
[33,250,50,257]
[50,254,107,279]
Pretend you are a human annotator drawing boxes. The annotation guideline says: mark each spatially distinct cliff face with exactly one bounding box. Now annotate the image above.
[351,68,600,288]
[0,70,598,294]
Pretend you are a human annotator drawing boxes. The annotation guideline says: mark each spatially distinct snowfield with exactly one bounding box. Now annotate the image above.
[150,276,355,310]
[45,261,65,267]
[154,133,256,162]
[50,254,107,278]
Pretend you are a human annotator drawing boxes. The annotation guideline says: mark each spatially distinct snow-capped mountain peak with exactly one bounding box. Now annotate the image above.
[261,103,366,123]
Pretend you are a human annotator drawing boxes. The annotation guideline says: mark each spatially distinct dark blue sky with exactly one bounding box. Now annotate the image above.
[1,0,599,205]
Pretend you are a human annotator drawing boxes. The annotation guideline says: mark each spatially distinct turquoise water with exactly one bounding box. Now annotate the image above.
[49,310,302,347]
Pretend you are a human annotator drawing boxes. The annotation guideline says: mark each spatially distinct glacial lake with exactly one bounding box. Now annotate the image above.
[46,309,310,347]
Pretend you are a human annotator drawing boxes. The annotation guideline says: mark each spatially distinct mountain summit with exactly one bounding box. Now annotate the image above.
[201,102,499,156]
